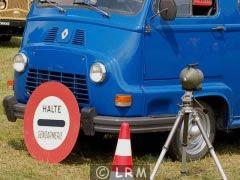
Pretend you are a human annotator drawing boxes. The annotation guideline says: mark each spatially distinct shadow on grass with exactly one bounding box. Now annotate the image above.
[63,134,117,165]
[63,133,167,165]
[8,139,26,151]
[64,130,240,164]
[215,130,240,155]
[0,37,22,48]
[6,130,240,165]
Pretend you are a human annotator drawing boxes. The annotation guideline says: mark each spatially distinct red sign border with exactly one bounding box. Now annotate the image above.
[24,82,81,164]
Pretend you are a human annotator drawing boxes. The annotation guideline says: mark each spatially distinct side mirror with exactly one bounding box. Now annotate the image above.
[158,0,177,21]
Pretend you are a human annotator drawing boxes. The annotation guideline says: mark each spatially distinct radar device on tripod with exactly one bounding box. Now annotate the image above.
[150,64,227,180]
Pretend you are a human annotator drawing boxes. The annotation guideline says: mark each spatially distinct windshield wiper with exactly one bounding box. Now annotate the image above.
[39,0,66,13]
[73,1,110,18]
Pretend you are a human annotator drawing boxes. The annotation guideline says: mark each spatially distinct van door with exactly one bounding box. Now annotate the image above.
[144,0,224,80]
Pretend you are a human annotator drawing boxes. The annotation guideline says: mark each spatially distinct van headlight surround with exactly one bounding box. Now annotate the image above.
[13,53,28,73]
[90,62,106,83]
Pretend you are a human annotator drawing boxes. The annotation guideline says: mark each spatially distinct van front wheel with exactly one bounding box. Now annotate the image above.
[170,101,216,161]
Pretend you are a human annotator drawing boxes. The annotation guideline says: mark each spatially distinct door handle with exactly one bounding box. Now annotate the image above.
[212,26,226,32]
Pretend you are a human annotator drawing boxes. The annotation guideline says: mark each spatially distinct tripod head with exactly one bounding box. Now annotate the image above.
[180,64,207,113]
[180,64,204,91]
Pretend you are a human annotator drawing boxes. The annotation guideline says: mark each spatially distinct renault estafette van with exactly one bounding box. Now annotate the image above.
[3,0,238,160]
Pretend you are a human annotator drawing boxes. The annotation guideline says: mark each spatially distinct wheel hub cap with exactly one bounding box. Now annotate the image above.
[180,109,211,156]
[189,124,201,137]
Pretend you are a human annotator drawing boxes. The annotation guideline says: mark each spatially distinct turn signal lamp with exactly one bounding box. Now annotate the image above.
[7,80,14,90]
[115,94,132,107]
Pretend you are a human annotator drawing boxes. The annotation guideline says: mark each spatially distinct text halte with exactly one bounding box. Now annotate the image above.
[42,105,62,114]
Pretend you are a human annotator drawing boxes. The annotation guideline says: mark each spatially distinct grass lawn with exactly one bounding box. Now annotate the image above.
[0,38,240,179]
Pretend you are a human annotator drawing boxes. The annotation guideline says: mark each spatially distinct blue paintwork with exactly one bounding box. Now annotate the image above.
[14,0,240,129]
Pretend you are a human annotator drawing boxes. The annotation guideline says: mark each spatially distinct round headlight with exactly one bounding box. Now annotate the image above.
[0,1,6,10]
[13,53,28,73]
[90,62,106,83]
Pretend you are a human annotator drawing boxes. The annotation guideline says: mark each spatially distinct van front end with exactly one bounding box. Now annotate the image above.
[3,0,175,134]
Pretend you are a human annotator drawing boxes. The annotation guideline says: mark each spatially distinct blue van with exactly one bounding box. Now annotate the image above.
[3,0,239,160]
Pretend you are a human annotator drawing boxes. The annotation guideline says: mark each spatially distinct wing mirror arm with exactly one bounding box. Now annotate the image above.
[150,8,168,21]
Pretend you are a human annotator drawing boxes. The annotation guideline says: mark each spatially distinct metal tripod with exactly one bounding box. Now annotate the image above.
[150,91,227,180]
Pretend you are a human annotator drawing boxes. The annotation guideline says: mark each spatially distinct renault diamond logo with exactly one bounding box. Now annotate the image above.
[61,29,69,40]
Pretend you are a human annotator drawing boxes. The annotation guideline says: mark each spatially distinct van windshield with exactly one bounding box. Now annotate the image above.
[38,0,145,15]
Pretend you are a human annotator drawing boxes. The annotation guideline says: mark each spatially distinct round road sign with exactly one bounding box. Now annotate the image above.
[24,82,80,163]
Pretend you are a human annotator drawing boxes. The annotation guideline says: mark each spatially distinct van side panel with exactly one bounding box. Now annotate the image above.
[220,0,240,127]
[142,0,237,129]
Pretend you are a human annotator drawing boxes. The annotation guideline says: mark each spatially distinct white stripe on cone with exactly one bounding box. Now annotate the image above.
[115,139,132,156]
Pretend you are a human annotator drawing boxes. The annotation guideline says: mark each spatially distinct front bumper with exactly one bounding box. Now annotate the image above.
[3,96,176,134]
[0,20,25,35]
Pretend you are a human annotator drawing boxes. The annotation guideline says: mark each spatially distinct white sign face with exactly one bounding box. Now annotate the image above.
[33,96,70,151]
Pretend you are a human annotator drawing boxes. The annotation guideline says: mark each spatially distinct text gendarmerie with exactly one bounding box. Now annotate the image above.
[38,131,63,140]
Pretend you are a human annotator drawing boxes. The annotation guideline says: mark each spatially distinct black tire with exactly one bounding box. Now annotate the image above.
[170,101,216,161]
[0,35,12,42]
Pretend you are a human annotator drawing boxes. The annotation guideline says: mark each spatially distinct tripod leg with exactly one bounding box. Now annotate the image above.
[150,111,185,180]
[193,112,227,180]
[181,114,189,174]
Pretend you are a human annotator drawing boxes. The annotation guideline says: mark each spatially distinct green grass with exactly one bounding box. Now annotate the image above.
[0,38,240,179]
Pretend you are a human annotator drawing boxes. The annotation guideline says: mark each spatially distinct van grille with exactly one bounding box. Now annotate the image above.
[44,27,59,43]
[25,69,90,106]
[72,29,85,46]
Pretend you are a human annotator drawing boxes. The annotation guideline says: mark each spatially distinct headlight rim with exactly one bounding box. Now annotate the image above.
[90,62,107,84]
[13,52,28,73]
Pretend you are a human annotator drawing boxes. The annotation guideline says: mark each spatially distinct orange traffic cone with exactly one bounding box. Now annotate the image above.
[111,122,133,179]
